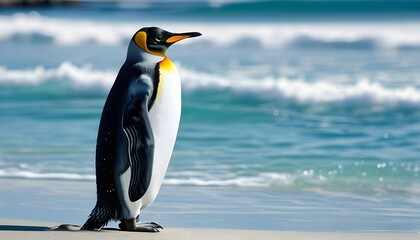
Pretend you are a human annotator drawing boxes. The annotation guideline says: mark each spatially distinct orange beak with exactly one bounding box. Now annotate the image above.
[166,32,202,44]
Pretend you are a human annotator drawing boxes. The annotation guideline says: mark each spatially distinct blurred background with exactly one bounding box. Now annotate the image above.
[0,0,420,232]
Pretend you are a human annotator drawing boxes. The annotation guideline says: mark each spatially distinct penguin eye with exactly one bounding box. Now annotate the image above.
[154,37,163,43]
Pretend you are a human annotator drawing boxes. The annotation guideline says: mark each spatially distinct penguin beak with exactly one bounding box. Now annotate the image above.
[165,32,202,44]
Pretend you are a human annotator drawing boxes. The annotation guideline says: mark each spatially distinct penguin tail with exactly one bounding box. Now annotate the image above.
[80,204,113,230]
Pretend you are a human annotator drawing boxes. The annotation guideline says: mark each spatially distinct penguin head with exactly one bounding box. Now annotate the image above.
[133,27,201,57]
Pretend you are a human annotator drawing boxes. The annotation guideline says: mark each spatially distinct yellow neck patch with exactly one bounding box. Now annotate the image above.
[159,57,176,72]
[134,31,165,57]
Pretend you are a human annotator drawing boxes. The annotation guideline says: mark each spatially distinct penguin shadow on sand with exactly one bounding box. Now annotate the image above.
[0,223,105,232]
[0,224,51,231]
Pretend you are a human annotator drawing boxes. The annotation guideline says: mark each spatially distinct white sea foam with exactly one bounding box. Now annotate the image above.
[0,12,135,45]
[0,168,295,187]
[0,169,95,181]
[1,167,419,194]
[0,62,115,91]
[207,0,256,8]
[179,66,420,107]
[1,12,420,49]
[1,62,420,107]
[164,172,295,187]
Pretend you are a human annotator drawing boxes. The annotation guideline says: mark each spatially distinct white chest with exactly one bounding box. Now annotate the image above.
[120,58,181,218]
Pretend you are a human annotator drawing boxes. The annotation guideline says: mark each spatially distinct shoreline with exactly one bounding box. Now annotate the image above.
[1,178,420,232]
[1,218,419,240]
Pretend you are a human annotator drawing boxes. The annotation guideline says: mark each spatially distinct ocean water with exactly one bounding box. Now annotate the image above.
[1,0,420,232]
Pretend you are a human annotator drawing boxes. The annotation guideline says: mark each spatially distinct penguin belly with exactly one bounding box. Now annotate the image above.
[120,58,181,219]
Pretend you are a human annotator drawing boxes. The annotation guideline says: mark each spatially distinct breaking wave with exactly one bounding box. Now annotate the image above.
[1,62,420,108]
[1,12,420,49]
[0,62,115,95]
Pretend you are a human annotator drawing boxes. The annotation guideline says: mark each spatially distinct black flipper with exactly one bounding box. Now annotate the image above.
[123,75,155,202]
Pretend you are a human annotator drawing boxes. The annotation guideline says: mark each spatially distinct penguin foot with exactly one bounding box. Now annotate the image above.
[119,219,163,232]
[134,222,164,232]
[119,218,136,231]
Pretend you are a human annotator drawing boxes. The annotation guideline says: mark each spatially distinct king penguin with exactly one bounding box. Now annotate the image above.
[81,27,201,232]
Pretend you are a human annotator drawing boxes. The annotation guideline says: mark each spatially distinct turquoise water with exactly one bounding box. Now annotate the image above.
[1,0,420,231]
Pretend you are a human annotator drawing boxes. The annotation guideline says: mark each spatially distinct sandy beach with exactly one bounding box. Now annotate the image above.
[0,218,419,240]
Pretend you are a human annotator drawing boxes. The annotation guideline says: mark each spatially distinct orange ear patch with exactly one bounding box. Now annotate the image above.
[134,31,149,52]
